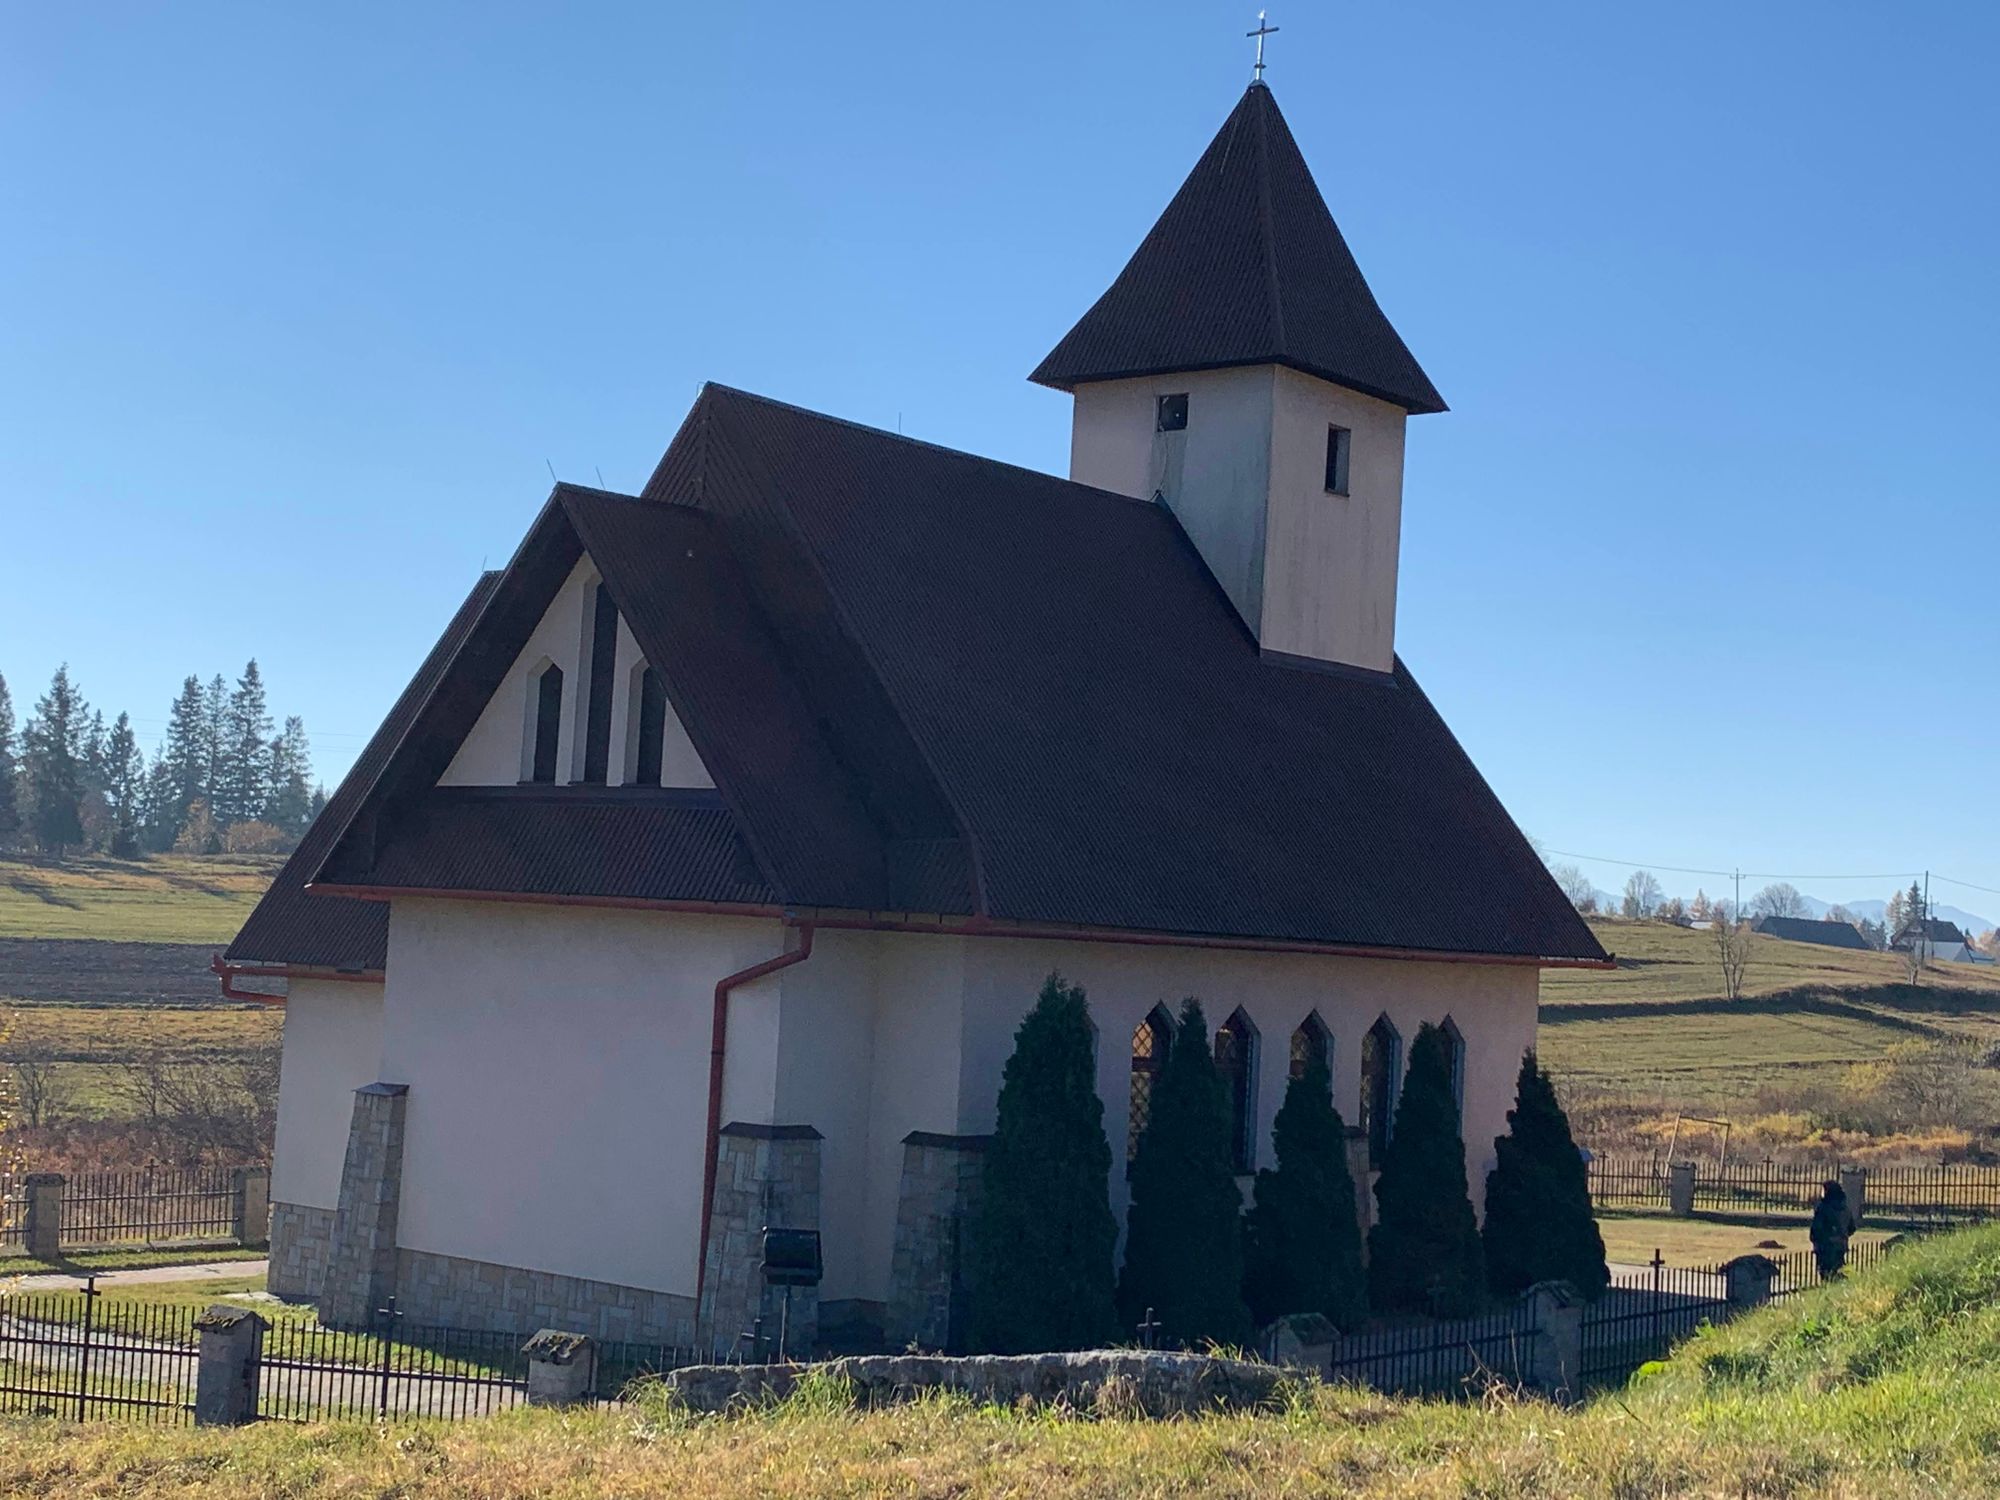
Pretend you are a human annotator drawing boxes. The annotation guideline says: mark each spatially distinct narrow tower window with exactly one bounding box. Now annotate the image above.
[1325,424,1352,495]
[1156,393,1189,432]
[1214,1008,1258,1173]
[529,664,564,784]
[580,583,619,785]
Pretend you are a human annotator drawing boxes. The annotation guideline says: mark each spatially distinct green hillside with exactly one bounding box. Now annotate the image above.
[0,855,280,944]
[1540,916,2000,1112]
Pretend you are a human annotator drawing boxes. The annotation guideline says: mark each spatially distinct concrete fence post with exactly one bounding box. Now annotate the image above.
[523,1330,597,1407]
[1519,1281,1583,1402]
[193,1305,268,1426]
[23,1173,64,1260]
[1721,1254,1778,1309]
[1668,1161,1697,1218]
[233,1166,271,1248]
[1838,1166,1866,1231]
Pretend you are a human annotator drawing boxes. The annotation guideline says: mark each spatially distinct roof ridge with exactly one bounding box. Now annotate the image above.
[696,381,1160,509]
[1251,86,1288,353]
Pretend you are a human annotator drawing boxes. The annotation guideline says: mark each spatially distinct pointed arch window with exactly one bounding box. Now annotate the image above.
[1289,1012,1331,1085]
[1360,1014,1402,1170]
[1214,1008,1258,1173]
[528,664,564,784]
[1440,1015,1467,1125]
[1127,1006,1173,1172]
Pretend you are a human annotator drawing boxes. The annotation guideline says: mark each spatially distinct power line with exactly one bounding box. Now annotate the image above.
[1542,847,1929,887]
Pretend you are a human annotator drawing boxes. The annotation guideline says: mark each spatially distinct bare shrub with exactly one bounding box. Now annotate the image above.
[109,1040,279,1166]
[11,1043,73,1130]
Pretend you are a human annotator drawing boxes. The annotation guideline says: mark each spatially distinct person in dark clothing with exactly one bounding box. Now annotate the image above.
[1810,1180,1851,1279]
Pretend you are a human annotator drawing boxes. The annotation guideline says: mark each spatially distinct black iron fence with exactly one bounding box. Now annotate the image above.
[61,1167,239,1245]
[1325,1302,1540,1398]
[1585,1156,2000,1227]
[0,1280,198,1423]
[1581,1254,1728,1386]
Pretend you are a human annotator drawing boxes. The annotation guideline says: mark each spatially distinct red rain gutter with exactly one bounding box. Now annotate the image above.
[209,954,386,1005]
[307,882,1613,970]
[696,922,816,1301]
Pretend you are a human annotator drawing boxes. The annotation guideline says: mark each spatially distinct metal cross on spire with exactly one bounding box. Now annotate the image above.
[1247,10,1279,83]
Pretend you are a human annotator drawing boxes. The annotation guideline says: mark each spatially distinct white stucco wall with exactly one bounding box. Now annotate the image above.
[950,939,1537,1232]
[1070,367,1275,636]
[338,900,1537,1312]
[271,979,385,1210]
[1263,367,1406,673]
[1067,364,1409,674]
[379,899,782,1296]
[439,557,712,789]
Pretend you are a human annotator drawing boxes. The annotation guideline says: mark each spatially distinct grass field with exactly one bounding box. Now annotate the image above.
[1,1002,279,1119]
[1,1224,1997,1497]
[1539,917,2000,1112]
[0,856,281,944]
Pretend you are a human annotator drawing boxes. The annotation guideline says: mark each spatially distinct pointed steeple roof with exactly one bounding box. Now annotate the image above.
[1031,83,1445,414]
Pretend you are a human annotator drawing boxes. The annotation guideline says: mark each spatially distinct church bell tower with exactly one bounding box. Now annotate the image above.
[1031,81,1443,676]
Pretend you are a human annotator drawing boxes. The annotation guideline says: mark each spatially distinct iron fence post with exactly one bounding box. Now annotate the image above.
[376,1296,398,1422]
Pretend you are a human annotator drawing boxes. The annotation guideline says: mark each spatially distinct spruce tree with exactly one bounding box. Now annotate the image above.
[263,717,315,835]
[1118,998,1252,1348]
[162,675,210,842]
[1243,1057,1367,1330]
[201,672,228,814]
[0,673,19,850]
[1483,1051,1609,1299]
[22,665,86,855]
[218,660,272,825]
[104,712,143,859]
[1368,1022,1485,1317]
[967,973,1120,1353]
[140,751,179,853]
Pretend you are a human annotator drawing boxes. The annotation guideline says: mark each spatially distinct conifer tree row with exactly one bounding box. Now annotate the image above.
[0,660,322,857]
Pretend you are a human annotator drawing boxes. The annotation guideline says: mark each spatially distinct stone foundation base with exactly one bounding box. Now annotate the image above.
[268,1202,335,1300]
[392,1246,697,1347]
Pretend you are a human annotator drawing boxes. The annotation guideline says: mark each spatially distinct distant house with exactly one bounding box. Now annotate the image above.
[1753,915,1872,952]
[1891,919,1990,965]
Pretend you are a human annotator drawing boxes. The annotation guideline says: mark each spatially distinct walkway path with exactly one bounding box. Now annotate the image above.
[5,1258,268,1292]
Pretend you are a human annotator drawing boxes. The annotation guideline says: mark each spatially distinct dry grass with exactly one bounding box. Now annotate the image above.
[0,856,280,944]
[4,1229,2000,1497]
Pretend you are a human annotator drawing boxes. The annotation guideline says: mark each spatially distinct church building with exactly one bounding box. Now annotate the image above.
[223,79,1606,1355]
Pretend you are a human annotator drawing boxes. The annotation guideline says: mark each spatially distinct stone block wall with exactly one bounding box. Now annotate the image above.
[267,1202,336,1299]
[696,1123,822,1359]
[886,1131,989,1353]
[393,1246,696,1345]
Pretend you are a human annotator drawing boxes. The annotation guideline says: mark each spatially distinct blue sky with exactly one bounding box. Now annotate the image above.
[4,3,1995,916]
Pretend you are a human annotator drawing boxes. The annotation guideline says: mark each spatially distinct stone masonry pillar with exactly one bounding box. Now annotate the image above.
[22,1173,63,1261]
[1519,1281,1583,1402]
[1722,1254,1779,1308]
[233,1166,271,1248]
[320,1083,409,1328]
[1668,1161,1697,1217]
[523,1329,597,1407]
[193,1305,268,1426]
[1344,1129,1374,1259]
[1839,1166,1866,1231]
[886,1132,988,1353]
[696,1123,821,1360]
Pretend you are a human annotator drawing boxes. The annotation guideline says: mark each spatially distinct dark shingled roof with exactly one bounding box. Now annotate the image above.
[1030,83,1446,414]
[235,385,1601,966]
[225,573,502,969]
[1752,915,1873,951]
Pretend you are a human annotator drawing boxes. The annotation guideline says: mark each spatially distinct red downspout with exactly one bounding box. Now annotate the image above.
[696,922,815,1298]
